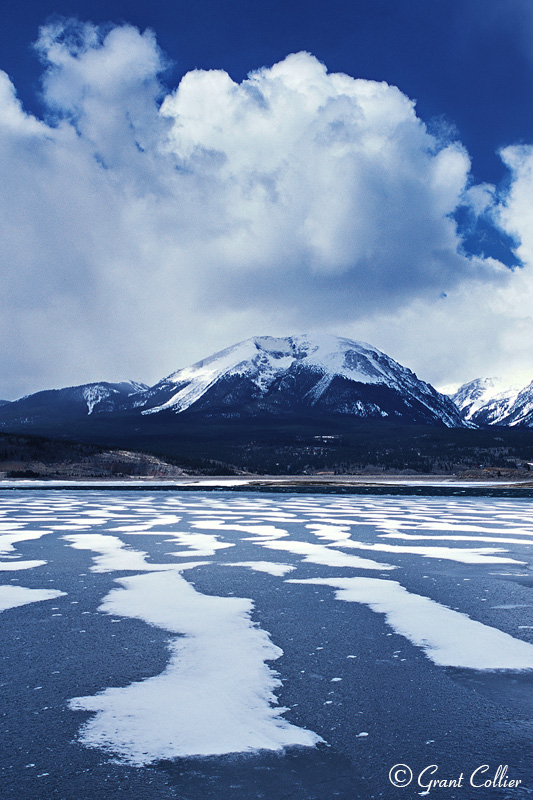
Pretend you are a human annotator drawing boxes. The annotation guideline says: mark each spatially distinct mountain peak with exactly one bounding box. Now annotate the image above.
[136,334,464,426]
[450,377,525,425]
[0,335,468,430]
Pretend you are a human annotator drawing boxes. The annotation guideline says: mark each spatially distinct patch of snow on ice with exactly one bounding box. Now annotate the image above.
[192,520,289,539]
[306,524,353,542]
[166,531,233,557]
[64,534,208,573]
[0,531,51,553]
[225,562,296,577]
[330,539,524,565]
[290,577,533,670]
[255,538,395,571]
[380,532,533,546]
[0,585,66,612]
[69,571,322,763]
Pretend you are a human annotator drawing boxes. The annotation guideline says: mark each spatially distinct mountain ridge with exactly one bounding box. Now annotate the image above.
[124,334,466,427]
[9,334,533,432]
[450,377,533,428]
[0,381,148,428]
[3,335,533,476]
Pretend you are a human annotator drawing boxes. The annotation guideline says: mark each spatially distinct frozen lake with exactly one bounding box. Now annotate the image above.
[1,489,533,799]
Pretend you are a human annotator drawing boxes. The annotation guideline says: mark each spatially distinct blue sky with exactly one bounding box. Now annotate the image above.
[4,0,533,187]
[2,0,533,397]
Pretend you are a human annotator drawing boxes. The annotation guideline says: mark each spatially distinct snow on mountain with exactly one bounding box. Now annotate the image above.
[0,336,471,430]
[136,334,465,426]
[82,382,148,415]
[138,336,295,414]
[450,378,522,423]
[83,385,122,415]
[450,377,533,427]
[0,381,148,428]
[490,380,533,427]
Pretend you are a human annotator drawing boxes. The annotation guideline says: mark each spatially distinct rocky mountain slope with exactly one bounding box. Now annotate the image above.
[130,334,466,426]
[0,381,147,427]
[0,335,466,429]
[450,377,533,427]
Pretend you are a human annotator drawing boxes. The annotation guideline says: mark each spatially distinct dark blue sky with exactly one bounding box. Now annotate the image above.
[2,0,532,187]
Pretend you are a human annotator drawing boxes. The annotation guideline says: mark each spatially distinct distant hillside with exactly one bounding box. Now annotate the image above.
[0,432,189,479]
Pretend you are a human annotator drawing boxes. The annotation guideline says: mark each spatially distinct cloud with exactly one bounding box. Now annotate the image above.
[498,145,533,263]
[0,20,519,397]
[348,146,533,390]
[159,52,503,312]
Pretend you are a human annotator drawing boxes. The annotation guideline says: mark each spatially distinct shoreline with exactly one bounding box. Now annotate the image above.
[2,474,533,497]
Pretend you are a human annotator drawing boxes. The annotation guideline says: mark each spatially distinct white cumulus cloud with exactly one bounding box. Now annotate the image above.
[0,19,522,397]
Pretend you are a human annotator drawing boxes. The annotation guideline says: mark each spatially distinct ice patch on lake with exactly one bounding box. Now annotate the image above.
[290,577,533,670]
[0,531,51,553]
[254,538,395,571]
[329,539,524,565]
[69,571,322,764]
[64,534,208,573]
[225,561,296,577]
[0,585,66,612]
[0,560,46,571]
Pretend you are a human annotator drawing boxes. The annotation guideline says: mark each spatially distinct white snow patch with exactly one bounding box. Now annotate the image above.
[381,532,533,546]
[192,520,289,539]
[0,585,66,612]
[83,385,111,415]
[0,560,46,571]
[331,539,524,565]
[108,514,183,530]
[166,531,233,557]
[255,538,394,571]
[63,534,208,573]
[69,571,322,763]
[290,577,533,670]
[0,531,51,553]
[225,561,296,577]
[306,524,353,542]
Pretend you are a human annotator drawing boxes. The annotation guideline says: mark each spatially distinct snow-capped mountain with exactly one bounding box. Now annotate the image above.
[0,381,147,428]
[130,334,466,426]
[0,335,470,433]
[450,377,533,427]
[500,380,533,426]
[450,378,522,424]
[474,380,533,427]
